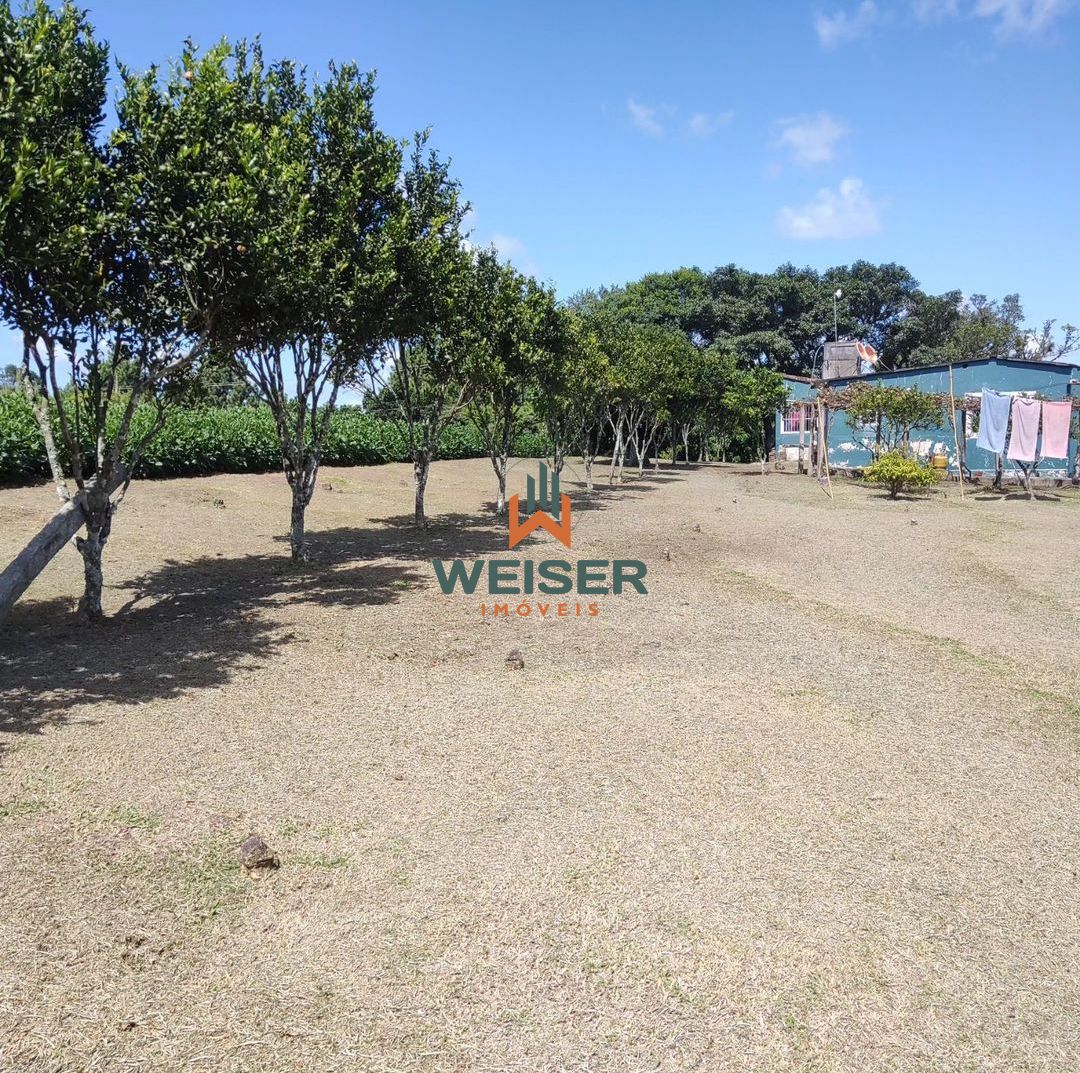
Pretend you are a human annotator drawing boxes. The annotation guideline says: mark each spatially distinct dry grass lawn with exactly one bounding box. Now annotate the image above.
[1,459,1078,1072]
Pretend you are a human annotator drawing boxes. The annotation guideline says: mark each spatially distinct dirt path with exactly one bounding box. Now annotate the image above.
[1,461,1077,1072]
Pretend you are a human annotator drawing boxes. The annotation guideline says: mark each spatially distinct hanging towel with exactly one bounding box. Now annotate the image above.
[1006,397,1041,463]
[976,389,1010,454]
[1040,400,1072,460]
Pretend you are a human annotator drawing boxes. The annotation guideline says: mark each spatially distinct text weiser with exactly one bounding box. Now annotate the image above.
[431,462,647,617]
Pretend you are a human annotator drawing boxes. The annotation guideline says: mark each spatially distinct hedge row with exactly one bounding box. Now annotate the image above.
[0,392,552,484]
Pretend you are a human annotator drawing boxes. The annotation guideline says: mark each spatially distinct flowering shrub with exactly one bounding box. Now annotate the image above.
[863,451,940,499]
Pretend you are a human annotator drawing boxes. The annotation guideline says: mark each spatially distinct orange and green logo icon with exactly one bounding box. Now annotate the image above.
[429,459,648,609]
[508,461,571,549]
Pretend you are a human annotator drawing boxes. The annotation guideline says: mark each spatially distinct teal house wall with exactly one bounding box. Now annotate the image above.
[775,358,1080,476]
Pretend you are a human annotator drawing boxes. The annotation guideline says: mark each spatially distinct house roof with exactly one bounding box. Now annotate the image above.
[825,355,1080,381]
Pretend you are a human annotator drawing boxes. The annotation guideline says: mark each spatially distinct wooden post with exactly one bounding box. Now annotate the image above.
[817,395,833,499]
[948,365,965,499]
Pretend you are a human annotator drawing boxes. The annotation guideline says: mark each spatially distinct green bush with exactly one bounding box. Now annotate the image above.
[0,392,553,484]
[863,451,940,499]
[0,389,47,481]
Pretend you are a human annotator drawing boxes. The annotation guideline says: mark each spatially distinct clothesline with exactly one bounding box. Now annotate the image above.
[811,386,1080,414]
[975,390,1071,462]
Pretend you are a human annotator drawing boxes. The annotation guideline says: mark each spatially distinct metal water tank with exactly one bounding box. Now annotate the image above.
[822,341,860,380]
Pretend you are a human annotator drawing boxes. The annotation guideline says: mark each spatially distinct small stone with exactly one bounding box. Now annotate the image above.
[239,834,278,873]
[663,548,672,562]
[505,648,525,671]
[322,481,334,491]
[692,523,701,532]
[910,519,919,526]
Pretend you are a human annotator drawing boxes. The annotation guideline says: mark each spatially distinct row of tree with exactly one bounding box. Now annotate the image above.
[2,2,1074,624]
[0,2,780,622]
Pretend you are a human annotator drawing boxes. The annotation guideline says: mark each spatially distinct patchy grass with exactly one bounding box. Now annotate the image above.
[0,797,47,821]
[174,838,251,922]
[291,851,351,870]
[0,459,1077,1072]
[103,805,163,831]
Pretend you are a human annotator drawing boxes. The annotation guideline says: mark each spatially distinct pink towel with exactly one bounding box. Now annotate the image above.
[1040,400,1072,460]
[1006,397,1040,463]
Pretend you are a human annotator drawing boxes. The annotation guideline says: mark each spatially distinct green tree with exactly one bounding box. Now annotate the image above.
[885,290,963,367]
[0,0,110,512]
[533,308,593,478]
[556,300,615,490]
[465,250,561,514]
[182,45,402,559]
[370,134,471,527]
[845,385,945,456]
[824,261,921,354]
[719,365,788,464]
[1,2,228,620]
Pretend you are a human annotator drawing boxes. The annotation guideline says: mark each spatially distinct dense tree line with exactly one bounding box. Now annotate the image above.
[1,1,1075,622]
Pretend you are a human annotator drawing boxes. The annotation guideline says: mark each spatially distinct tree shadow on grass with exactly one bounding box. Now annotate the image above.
[0,477,682,750]
[0,514,510,750]
[971,491,1064,503]
[866,492,936,502]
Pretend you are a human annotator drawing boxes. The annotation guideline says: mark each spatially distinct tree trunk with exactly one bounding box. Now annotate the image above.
[0,468,125,626]
[414,455,430,527]
[583,451,594,492]
[636,432,646,477]
[492,455,508,514]
[1015,461,1036,501]
[553,440,566,475]
[290,484,310,561]
[608,416,624,486]
[75,508,111,621]
[20,369,68,505]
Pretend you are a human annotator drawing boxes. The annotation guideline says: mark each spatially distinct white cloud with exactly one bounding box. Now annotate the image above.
[687,110,735,138]
[490,232,541,277]
[776,177,884,239]
[973,0,1070,35]
[913,0,959,19]
[774,112,849,166]
[490,232,527,259]
[627,98,665,137]
[814,0,882,46]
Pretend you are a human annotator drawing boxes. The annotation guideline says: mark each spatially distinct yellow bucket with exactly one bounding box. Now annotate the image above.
[931,454,949,470]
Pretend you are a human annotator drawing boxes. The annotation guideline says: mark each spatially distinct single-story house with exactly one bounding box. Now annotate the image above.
[775,354,1080,478]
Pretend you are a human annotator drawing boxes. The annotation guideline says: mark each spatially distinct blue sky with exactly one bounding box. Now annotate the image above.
[7,0,1080,358]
